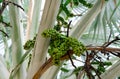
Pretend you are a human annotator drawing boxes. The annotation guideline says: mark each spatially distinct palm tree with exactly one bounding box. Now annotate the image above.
[0,0,120,79]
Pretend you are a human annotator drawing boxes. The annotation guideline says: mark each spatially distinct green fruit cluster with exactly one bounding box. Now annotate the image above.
[42,29,86,65]
[24,35,36,50]
[24,40,35,50]
[24,29,86,65]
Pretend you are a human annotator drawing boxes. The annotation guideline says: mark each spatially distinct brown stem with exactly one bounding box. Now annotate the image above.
[1,21,11,27]
[0,30,9,37]
[66,20,72,37]
[67,50,77,68]
[33,46,120,79]
[90,66,101,79]
[33,58,53,79]
[104,37,120,47]
[0,1,8,15]
[33,50,74,79]
[66,21,77,68]
[87,47,120,52]
[7,1,24,11]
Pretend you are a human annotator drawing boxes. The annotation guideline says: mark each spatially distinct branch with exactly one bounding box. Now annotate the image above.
[0,1,24,15]
[87,47,120,52]
[7,1,24,11]
[66,20,72,37]
[33,58,53,79]
[66,21,77,68]
[0,1,8,15]
[33,50,74,79]
[104,37,120,47]
[0,30,9,37]
[1,21,11,27]
[67,50,77,68]
[33,46,120,79]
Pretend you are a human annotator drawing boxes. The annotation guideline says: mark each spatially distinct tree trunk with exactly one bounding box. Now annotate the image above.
[26,0,61,79]
[70,0,105,38]
[26,0,43,39]
[0,55,10,79]
[9,0,26,79]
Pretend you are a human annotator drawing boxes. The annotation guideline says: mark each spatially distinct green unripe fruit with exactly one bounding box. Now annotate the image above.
[42,29,86,65]
[24,29,86,65]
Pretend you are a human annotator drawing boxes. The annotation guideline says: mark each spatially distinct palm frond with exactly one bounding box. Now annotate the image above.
[85,0,120,44]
